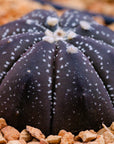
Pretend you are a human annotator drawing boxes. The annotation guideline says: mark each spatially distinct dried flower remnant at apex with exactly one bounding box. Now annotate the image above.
[0,9,114,135]
[42,26,77,43]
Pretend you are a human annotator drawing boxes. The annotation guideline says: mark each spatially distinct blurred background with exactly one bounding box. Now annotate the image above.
[0,0,114,30]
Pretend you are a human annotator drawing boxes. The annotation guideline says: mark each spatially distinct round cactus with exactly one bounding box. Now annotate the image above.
[0,9,114,135]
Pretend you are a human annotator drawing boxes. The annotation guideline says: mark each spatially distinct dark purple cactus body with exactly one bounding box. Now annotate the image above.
[0,10,114,135]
